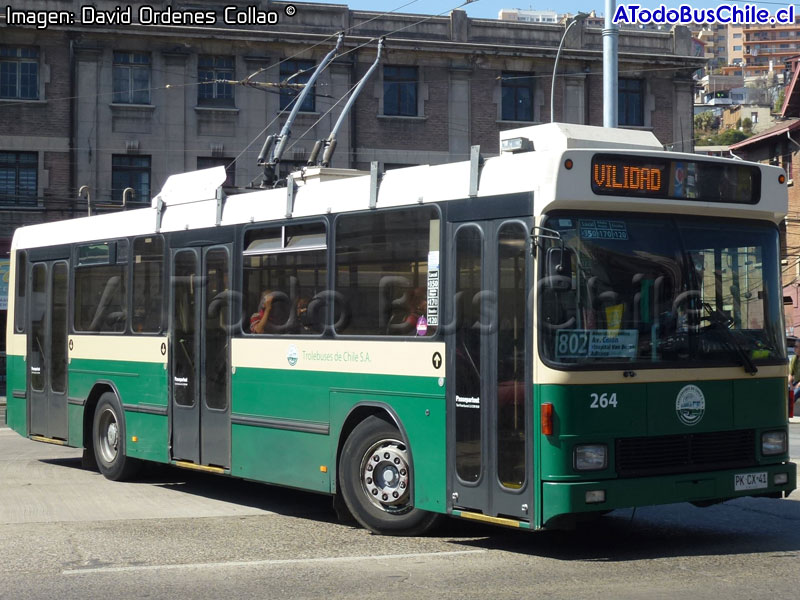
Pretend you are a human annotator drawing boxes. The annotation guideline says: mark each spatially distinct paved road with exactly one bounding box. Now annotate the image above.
[2,422,800,599]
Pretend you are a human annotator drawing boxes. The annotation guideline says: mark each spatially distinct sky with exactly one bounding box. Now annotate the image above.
[305,0,798,21]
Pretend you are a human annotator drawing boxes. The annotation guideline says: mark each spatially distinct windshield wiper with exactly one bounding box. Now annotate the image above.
[702,303,758,375]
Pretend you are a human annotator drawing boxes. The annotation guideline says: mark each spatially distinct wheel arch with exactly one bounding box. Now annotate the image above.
[82,380,124,451]
[335,402,414,493]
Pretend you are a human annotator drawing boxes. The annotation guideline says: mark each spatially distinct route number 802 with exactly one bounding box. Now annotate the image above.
[590,393,618,409]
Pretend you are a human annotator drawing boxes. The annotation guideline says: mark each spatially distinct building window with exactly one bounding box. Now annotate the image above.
[0,46,38,100]
[734,45,742,51]
[618,78,644,127]
[112,52,151,104]
[197,157,235,187]
[383,66,417,116]
[279,59,315,112]
[501,71,535,121]
[0,151,37,206]
[198,55,234,107]
[112,155,150,203]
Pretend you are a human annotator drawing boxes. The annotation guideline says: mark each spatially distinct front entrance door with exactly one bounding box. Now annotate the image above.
[170,245,232,468]
[28,260,69,440]
[447,219,533,522]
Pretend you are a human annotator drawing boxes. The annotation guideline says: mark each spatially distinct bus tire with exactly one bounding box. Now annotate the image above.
[92,392,140,481]
[339,416,440,536]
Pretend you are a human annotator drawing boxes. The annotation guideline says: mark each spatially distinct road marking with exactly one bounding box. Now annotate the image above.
[62,549,487,575]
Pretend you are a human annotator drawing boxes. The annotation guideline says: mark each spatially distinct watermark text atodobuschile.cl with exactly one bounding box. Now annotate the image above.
[613,4,795,25]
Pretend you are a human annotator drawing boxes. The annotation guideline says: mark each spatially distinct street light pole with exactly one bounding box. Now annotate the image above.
[551,13,589,123]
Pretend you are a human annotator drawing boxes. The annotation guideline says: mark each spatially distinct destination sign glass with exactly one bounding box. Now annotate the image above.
[590,153,761,205]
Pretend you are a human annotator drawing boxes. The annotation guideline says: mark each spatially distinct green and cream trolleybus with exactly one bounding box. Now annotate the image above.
[5,123,796,534]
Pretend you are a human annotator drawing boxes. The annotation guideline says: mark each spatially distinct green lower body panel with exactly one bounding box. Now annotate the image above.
[6,354,27,435]
[68,357,168,460]
[125,412,169,462]
[232,424,332,493]
[68,403,83,447]
[541,461,797,526]
[231,368,446,508]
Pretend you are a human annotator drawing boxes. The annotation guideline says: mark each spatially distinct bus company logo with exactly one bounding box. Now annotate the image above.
[675,385,705,426]
[286,345,299,367]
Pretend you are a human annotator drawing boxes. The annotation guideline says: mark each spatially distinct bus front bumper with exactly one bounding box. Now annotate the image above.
[541,461,796,527]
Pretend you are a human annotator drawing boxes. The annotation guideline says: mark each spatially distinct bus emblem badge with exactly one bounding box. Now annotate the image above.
[675,385,705,426]
[287,345,299,367]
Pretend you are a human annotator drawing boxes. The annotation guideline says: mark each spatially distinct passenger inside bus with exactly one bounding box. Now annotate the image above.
[250,290,285,334]
[386,286,427,335]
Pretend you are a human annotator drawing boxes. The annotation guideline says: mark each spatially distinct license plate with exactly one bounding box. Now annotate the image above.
[734,472,768,491]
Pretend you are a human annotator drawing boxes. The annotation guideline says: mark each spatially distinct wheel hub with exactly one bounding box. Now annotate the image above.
[107,422,119,449]
[361,440,410,512]
[98,408,119,464]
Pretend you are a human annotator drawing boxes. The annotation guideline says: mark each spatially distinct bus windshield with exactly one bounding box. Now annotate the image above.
[538,212,785,369]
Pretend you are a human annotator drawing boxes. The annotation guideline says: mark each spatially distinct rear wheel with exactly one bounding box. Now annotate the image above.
[93,392,140,481]
[339,416,440,536]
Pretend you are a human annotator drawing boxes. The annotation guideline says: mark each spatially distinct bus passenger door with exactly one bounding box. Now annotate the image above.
[447,219,533,524]
[170,245,232,469]
[27,260,69,441]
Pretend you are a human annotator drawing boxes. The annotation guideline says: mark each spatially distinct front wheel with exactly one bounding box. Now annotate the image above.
[339,416,440,536]
[93,392,140,481]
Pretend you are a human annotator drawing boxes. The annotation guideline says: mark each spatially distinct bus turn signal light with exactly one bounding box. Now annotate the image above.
[541,403,554,436]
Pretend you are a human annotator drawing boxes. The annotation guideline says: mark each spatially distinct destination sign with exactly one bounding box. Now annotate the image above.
[590,153,761,205]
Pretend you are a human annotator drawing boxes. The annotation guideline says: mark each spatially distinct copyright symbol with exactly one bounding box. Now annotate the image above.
[285,4,296,16]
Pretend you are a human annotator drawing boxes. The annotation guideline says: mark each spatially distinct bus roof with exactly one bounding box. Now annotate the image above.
[11,124,789,251]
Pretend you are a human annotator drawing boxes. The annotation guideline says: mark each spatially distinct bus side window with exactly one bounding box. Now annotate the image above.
[335,206,439,337]
[132,236,164,334]
[242,222,328,336]
[14,250,26,333]
[74,240,128,333]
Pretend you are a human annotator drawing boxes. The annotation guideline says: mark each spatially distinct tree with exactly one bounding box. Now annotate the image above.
[715,129,749,145]
[694,111,719,132]
[775,88,786,113]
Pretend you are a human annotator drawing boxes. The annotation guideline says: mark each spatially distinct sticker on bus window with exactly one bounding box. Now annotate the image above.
[416,315,428,336]
[579,219,628,241]
[556,329,638,359]
[455,395,480,409]
[427,251,440,327]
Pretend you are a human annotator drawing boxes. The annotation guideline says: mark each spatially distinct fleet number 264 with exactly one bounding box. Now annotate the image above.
[590,393,618,408]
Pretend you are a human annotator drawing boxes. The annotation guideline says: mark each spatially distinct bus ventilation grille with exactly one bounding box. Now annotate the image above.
[615,429,756,478]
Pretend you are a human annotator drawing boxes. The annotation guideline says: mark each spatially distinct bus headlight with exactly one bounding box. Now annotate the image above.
[761,431,787,456]
[574,444,608,471]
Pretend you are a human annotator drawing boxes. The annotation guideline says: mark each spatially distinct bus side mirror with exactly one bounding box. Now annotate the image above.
[545,247,572,291]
